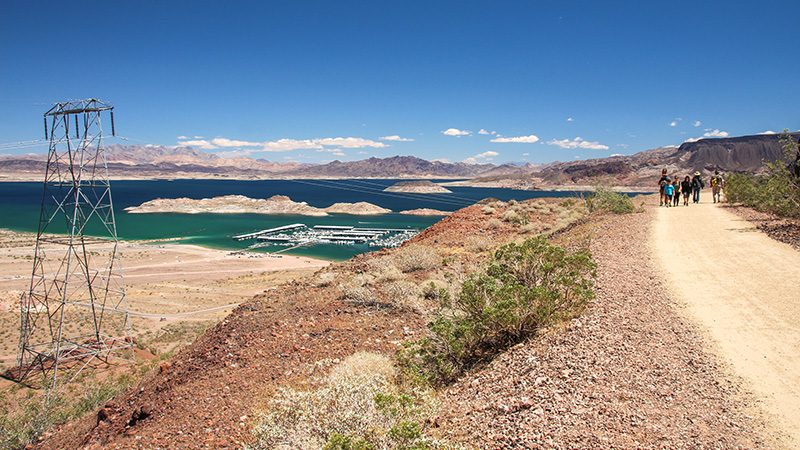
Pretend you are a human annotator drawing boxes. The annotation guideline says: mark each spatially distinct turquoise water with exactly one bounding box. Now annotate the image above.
[0,179,588,260]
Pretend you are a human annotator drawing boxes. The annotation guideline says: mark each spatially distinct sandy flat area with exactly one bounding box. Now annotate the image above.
[653,202,800,448]
[0,229,328,364]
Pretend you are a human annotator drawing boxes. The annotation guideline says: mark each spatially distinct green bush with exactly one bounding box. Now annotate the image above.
[585,187,636,214]
[725,132,800,218]
[399,237,596,385]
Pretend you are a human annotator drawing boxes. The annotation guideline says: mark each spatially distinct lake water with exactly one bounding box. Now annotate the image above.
[0,179,588,260]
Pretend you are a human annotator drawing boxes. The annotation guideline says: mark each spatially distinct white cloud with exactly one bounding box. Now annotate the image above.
[177,139,216,150]
[177,135,187,140]
[703,129,729,138]
[478,129,498,135]
[463,150,499,164]
[315,137,386,148]
[211,137,261,147]
[193,135,204,139]
[609,153,624,157]
[546,137,609,150]
[379,135,414,142]
[684,137,701,143]
[522,152,529,156]
[567,117,574,122]
[693,120,702,127]
[442,128,471,137]
[491,134,540,144]
[431,158,451,163]
[331,150,346,157]
[669,121,678,127]
[758,130,777,135]
[178,135,386,153]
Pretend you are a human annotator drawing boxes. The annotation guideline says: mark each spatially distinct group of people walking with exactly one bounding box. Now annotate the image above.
[658,169,725,207]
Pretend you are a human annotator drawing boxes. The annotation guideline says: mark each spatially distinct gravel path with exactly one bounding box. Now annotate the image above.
[437,207,765,448]
[654,202,800,448]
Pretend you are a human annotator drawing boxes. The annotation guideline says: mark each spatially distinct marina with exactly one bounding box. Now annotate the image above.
[233,223,419,250]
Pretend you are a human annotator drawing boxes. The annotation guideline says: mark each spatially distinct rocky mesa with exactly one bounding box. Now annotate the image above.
[384,180,453,194]
[125,195,391,216]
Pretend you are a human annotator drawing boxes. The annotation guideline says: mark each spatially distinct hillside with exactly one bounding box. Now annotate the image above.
[38,198,763,449]
[458,133,799,190]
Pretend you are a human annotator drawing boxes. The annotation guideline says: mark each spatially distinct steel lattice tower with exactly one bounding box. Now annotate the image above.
[13,99,131,388]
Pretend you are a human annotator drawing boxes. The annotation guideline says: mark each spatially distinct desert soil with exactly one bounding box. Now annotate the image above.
[653,202,800,448]
[0,229,328,364]
[437,204,765,448]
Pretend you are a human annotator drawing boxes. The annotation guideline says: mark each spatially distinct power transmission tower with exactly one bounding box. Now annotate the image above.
[12,99,131,388]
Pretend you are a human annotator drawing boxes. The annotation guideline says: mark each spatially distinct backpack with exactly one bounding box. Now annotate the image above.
[711,176,719,187]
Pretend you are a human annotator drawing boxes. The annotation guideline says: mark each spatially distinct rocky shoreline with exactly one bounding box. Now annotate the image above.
[384,180,453,194]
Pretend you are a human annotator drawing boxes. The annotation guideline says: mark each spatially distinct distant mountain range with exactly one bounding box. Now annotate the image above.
[0,133,795,185]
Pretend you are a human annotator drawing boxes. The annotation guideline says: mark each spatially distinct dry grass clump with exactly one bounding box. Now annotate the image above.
[367,257,405,283]
[249,352,440,450]
[464,235,493,253]
[338,274,376,305]
[385,280,426,313]
[480,205,495,215]
[392,245,440,273]
[501,208,527,225]
[487,218,503,230]
[313,271,337,287]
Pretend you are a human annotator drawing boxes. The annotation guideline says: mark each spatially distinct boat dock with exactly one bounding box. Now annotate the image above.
[232,223,306,241]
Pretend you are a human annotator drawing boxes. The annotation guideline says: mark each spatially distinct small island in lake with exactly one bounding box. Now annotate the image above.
[399,208,451,216]
[383,180,453,194]
[125,195,391,216]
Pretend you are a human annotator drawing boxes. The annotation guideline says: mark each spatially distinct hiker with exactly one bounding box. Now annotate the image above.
[672,178,680,206]
[710,170,725,203]
[658,168,669,206]
[664,177,675,207]
[681,175,692,206]
[691,171,704,203]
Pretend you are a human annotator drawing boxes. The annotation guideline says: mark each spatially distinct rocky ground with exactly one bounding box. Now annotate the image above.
[436,206,765,448]
[35,199,767,449]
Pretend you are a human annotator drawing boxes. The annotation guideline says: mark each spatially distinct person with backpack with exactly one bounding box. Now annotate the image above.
[657,168,669,206]
[681,175,692,206]
[672,178,680,206]
[664,177,675,207]
[691,171,704,204]
[710,170,725,203]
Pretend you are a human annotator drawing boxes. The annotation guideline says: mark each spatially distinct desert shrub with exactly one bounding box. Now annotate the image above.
[339,282,375,306]
[585,187,635,214]
[398,236,595,385]
[385,281,425,313]
[501,209,528,225]
[486,218,503,229]
[315,272,337,287]
[725,132,800,218]
[421,281,451,303]
[463,236,492,253]
[249,352,440,450]
[480,205,495,215]
[367,258,405,284]
[393,245,439,273]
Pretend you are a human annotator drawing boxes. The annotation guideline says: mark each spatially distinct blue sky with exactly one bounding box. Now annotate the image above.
[1,1,798,164]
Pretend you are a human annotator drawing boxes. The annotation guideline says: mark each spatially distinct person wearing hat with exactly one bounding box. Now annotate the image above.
[691,171,705,204]
[710,170,725,203]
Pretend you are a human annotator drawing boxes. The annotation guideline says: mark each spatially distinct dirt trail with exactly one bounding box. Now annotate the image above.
[653,202,800,448]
